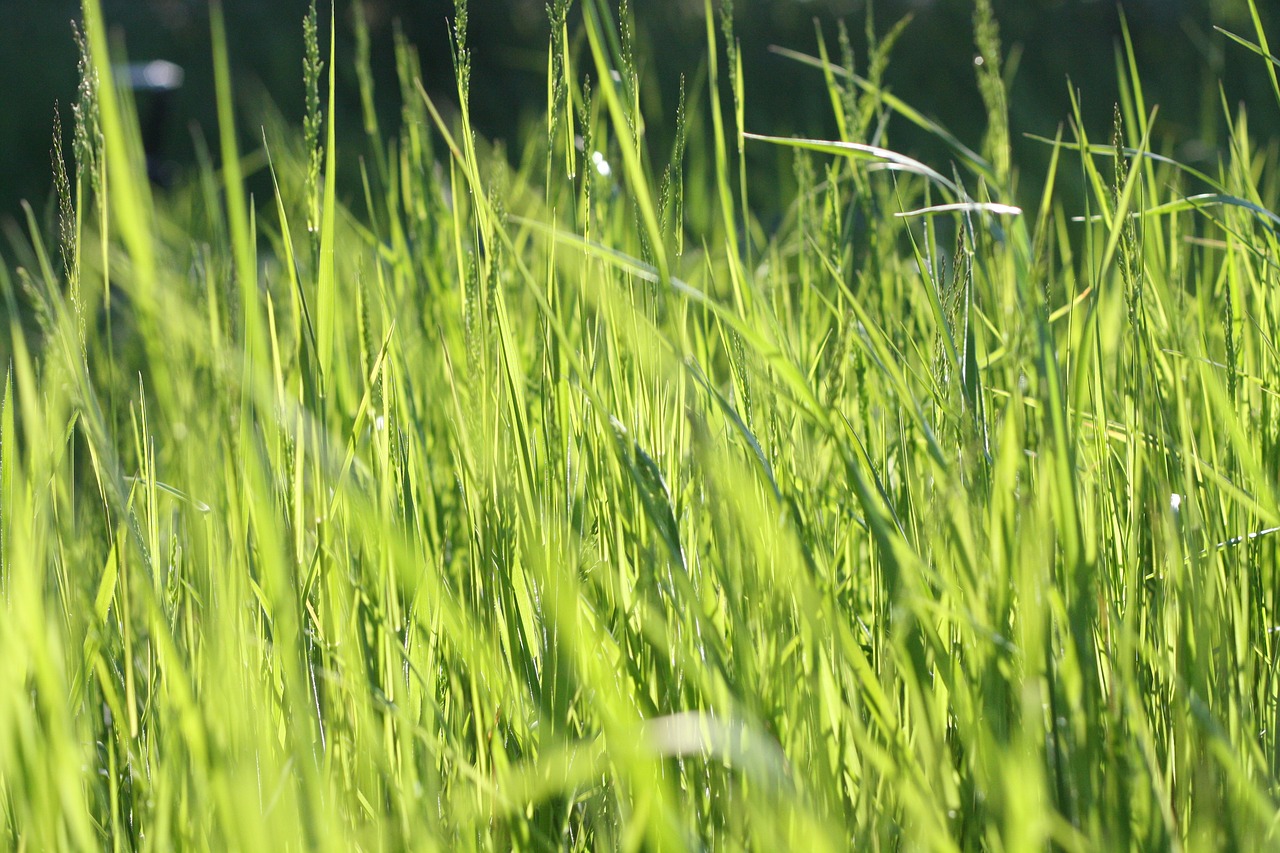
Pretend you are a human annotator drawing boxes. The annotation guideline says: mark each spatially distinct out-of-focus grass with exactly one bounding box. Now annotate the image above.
[5,0,1280,849]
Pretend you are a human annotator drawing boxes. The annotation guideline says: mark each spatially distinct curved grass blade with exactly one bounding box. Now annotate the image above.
[744,131,966,200]
[768,43,996,186]
[1216,0,1280,111]
[895,201,1022,218]
[1023,133,1222,190]
[1071,192,1280,235]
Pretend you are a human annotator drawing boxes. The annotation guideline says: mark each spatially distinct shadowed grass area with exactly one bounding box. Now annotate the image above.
[4,0,1280,849]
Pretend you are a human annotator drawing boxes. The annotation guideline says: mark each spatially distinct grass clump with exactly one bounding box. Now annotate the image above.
[6,0,1280,849]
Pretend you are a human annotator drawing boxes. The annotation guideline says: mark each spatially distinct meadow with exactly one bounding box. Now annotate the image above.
[5,0,1280,848]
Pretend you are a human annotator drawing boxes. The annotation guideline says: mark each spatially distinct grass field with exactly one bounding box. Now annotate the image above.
[6,0,1280,848]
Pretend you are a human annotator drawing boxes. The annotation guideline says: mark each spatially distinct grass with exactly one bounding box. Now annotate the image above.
[5,0,1280,848]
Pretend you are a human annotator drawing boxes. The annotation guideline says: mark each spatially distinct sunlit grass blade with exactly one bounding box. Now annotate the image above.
[744,131,967,199]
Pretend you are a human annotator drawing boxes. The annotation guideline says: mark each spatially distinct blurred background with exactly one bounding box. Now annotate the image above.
[0,0,1274,223]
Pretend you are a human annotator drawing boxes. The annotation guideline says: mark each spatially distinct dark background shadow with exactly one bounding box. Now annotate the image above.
[1,0,1274,224]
